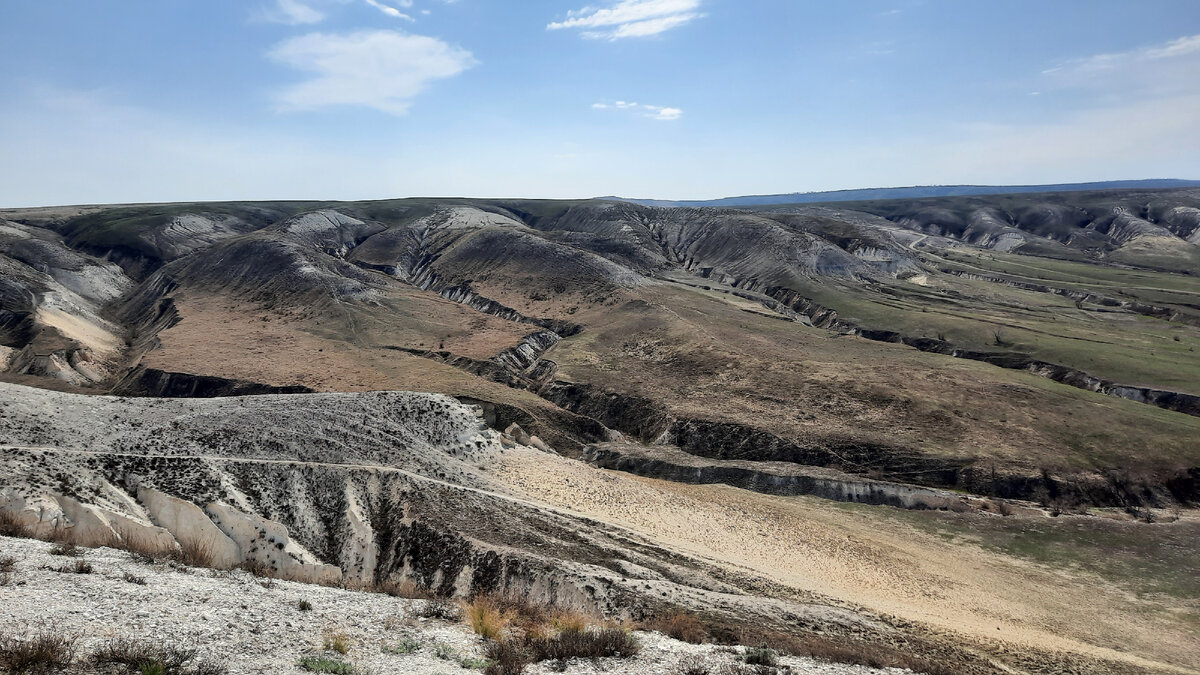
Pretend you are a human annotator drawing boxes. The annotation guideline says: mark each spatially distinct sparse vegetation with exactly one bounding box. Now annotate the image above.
[376,578,434,599]
[47,559,93,574]
[49,542,82,557]
[742,646,778,667]
[433,643,458,661]
[298,599,313,611]
[382,638,420,655]
[298,655,360,674]
[459,656,495,670]
[0,626,78,673]
[123,571,148,585]
[91,637,225,675]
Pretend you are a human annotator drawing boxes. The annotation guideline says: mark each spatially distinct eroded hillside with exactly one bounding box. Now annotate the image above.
[2,192,1200,673]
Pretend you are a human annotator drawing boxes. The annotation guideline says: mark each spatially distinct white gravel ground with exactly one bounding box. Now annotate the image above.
[0,535,909,674]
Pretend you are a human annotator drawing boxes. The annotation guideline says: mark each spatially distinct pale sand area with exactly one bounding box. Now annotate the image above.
[491,447,1199,674]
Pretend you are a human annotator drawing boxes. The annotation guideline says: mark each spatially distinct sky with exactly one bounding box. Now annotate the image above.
[1,0,1199,206]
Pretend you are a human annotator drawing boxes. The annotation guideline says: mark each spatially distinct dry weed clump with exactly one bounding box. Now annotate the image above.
[461,593,639,675]
[0,626,78,673]
[91,637,226,675]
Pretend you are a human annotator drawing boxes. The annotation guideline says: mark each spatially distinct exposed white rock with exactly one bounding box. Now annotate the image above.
[138,486,241,569]
[55,493,177,553]
[205,501,342,585]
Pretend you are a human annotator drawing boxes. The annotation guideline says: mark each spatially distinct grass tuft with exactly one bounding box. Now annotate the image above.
[91,637,225,675]
[464,596,513,641]
[322,630,352,655]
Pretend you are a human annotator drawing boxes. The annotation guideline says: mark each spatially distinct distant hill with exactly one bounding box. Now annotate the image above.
[601,179,1200,208]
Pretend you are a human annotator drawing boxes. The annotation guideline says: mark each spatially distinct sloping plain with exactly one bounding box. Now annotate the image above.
[1,191,1199,673]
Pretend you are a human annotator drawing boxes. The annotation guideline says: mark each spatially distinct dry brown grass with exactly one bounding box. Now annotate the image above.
[0,510,30,538]
[178,537,221,569]
[643,611,707,644]
[377,578,435,599]
[464,596,514,641]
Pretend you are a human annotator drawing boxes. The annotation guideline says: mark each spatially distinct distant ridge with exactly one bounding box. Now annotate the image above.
[600,179,1200,208]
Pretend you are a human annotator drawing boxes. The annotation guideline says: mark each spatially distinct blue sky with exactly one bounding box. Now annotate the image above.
[1,0,1199,206]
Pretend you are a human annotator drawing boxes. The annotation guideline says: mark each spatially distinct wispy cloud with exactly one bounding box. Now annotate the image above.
[1041,34,1200,99]
[257,0,423,24]
[364,0,414,20]
[593,100,682,121]
[549,0,704,40]
[257,0,325,25]
[268,30,476,114]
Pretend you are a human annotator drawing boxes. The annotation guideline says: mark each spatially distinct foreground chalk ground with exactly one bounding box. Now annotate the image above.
[0,535,906,675]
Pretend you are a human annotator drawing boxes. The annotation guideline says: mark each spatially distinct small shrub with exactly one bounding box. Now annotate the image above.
[382,638,420,655]
[417,598,462,622]
[298,599,313,611]
[525,627,641,662]
[0,627,78,673]
[482,639,531,675]
[49,542,82,557]
[646,611,707,644]
[743,647,778,667]
[322,630,352,655]
[459,656,495,670]
[298,655,358,674]
[0,555,17,573]
[123,572,148,585]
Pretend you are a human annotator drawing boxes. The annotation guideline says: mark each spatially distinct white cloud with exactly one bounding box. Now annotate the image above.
[548,0,703,40]
[593,100,682,120]
[268,30,476,114]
